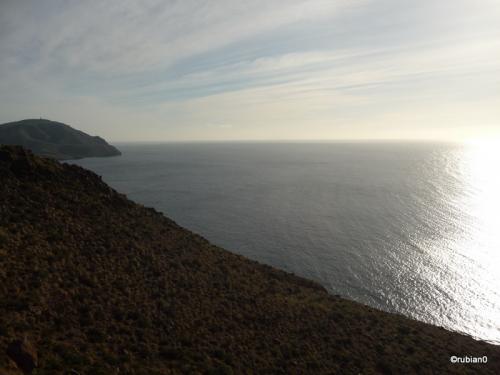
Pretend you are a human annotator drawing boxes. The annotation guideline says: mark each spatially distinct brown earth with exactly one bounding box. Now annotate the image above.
[0,145,498,374]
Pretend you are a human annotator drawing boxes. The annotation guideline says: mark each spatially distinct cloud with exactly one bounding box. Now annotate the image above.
[0,0,499,141]
[0,0,354,74]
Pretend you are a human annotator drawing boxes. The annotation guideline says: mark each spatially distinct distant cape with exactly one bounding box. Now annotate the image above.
[0,119,121,160]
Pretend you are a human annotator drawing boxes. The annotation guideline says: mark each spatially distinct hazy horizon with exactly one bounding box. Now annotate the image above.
[1,1,499,142]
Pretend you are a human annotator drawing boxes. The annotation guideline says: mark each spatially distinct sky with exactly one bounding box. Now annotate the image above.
[0,0,499,142]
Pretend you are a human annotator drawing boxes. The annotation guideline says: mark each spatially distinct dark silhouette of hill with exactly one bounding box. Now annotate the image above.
[0,145,498,374]
[0,119,120,160]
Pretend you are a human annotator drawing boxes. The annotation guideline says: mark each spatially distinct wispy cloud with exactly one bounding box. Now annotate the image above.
[0,0,499,140]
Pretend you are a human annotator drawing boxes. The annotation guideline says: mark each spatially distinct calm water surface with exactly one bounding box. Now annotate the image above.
[71,142,500,343]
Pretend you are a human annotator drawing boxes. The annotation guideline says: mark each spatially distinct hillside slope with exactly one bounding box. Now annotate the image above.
[0,145,498,374]
[0,119,120,160]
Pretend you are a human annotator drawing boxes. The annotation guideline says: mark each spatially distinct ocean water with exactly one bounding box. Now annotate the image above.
[71,142,500,344]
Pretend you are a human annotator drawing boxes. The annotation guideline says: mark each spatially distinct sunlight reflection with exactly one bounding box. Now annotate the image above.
[453,142,500,342]
[460,142,500,256]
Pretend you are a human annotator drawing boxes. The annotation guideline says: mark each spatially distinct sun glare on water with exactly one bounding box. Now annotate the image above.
[460,140,500,255]
[449,140,500,342]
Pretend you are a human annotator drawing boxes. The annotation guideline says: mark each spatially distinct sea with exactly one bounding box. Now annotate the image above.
[70,142,500,344]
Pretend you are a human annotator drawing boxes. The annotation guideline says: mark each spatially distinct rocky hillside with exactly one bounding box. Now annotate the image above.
[0,119,120,160]
[0,145,498,374]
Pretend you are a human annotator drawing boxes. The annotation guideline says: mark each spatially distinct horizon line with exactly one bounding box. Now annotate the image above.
[109,138,473,145]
